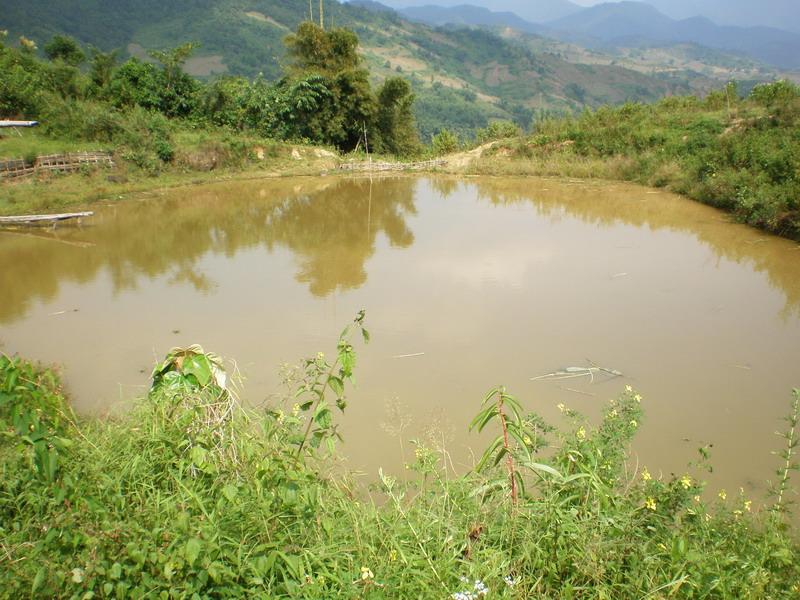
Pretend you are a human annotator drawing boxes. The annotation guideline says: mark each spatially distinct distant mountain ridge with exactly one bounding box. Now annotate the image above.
[399,4,547,35]
[357,0,582,23]
[375,1,800,71]
[546,2,800,70]
[643,0,800,34]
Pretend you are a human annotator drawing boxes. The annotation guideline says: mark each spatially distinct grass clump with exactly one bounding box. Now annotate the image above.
[1,318,799,598]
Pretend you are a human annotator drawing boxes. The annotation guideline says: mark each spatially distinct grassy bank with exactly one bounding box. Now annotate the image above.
[2,316,799,598]
[0,125,346,216]
[463,81,800,241]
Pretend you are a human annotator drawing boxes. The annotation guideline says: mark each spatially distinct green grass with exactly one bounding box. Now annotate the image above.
[0,129,104,161]
[2,318,799,599]
[467,81,800,240]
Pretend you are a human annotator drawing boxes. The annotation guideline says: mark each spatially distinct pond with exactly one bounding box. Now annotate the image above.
[2,175,799,496]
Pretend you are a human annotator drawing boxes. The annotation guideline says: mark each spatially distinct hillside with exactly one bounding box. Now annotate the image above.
[392,3,779,90]
[0,0,698,139]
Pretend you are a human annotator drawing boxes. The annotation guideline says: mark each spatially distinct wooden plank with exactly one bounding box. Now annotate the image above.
[0,211,94,225]
[0,120,39,128]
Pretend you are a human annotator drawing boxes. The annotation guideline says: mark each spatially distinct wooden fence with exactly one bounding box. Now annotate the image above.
[0,151,114,181]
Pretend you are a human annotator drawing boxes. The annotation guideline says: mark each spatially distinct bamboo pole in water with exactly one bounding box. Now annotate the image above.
[0,211,93,226]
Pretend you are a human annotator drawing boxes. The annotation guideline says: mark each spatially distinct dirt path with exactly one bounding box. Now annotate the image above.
[441,141,499,171]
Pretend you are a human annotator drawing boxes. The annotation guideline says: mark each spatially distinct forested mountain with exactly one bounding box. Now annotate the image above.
[0,0,703,139]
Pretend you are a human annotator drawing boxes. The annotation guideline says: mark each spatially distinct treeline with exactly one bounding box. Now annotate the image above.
[0,24,420,166]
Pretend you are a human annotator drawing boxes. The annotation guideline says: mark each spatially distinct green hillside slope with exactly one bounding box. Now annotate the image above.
[0,0,696,137]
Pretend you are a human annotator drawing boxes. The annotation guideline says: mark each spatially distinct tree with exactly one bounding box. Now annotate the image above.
[44,35,85,66]
[89,47,119,91]
[375,77,419,156]
[284,23,360,76]
[278,23,379,151]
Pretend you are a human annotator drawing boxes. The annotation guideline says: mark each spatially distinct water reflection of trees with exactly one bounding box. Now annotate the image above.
[0,177,416,323]
[469,177,800,317]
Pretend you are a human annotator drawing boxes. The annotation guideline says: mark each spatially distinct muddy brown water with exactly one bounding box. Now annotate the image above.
[2,176,799,501]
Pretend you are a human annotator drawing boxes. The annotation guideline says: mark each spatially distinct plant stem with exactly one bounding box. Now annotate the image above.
[775,391,800,514]
[296,357,340,457]
[497,390,517,505]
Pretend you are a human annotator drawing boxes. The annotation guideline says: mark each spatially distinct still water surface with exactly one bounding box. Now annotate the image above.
[2,176,799,495]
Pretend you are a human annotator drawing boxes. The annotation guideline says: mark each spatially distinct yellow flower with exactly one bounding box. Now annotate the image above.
[609,409,618,418]
[634,394,642,403]
[523,435,533,446]
[360,567,374,581]
[641,467,652,481]
[389,549,398,562]
[680,474,692,489]
[718,490,727,501]
[625,385,633,393]
[292,403,301,417]
[557,403,566,413]
[630,419,638,428]
[744,500,752,512]
[645,497,657,511]
[576,426,587,440]
[694,495,701,503]
[276,410,285,424]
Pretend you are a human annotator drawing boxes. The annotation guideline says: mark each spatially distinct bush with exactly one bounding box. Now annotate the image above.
[432,128,460,155]
[476,120,521,144]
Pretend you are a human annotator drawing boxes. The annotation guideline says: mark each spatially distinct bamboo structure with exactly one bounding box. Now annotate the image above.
[0,211,94,226]
[338,159,446,173]
[0,151,114,181]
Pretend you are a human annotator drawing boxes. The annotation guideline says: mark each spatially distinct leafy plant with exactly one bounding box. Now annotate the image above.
[294,310,369,456]
[470,386,561,504]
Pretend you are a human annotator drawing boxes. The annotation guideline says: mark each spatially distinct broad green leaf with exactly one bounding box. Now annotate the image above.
[185,538,203,565]
[222,484,238,502]
[182,354,212,387]
[328,376,344,398]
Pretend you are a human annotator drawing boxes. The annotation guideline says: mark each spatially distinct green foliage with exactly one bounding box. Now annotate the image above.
[476,120,521,144]
[0,355,73,484]
[285,22,361,77]
[375,77,420,156]
[521,81,800,240]
[470,386,562,504]
[1,331,800,598]
[43,34,85,66]
[432,128,460,155]
[292,310,369,456]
